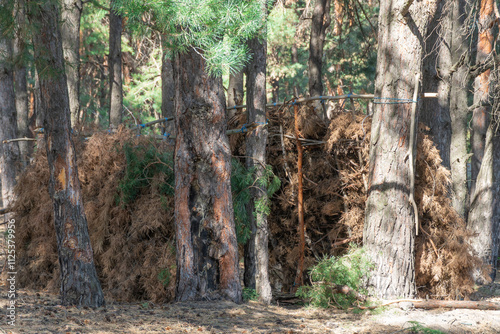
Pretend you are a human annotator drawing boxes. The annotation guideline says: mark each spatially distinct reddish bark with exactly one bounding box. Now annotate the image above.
[173,48,241,303]
[293,103,305,290]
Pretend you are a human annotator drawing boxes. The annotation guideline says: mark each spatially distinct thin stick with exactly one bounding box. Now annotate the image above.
[407,73,420,236]
[2,138,37,144]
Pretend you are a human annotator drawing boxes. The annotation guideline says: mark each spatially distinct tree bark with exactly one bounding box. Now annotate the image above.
[173,48,242,303]
[421,0,451,169]
[161,35,174,136]
[28,0,104,307]
[0,17,21,209]
[308,0,331,119]
[449,0,471,218]
[364,0,437,299]
[227,70,244,120]
[61,0,82,127]
[470,0,494,196]
[244,34,272,304]
[108,0,122,128]
[468,121,500,283]
[14,0,32,168]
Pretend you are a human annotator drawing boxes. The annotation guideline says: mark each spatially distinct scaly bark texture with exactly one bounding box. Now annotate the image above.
[468,122,500,282]
[14,0,32,168]
[449,0,471,218]
[308,0,331,119]
[364,0,437,299]
[28,0,104,307]
[421,0,451,169]
[227,70,244,120]
[0,19,21,208]
[244,35,272,304]
[470,0,494,195]
[61,0,82,126]
[108,0,122,128]
[173,48,241,303]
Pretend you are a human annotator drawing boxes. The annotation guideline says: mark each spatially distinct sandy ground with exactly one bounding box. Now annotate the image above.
[0,286,499,334]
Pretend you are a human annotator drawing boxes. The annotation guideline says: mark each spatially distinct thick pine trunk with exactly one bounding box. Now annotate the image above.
[61,0,82,127]
[244,36,272,304]
[14,0,32,168]
[28,1,104,307]
[108,0,122,128]
[308,0,331,119]
[161,36,174,136]
[364,0,437,299]
[449,0,471,218]
[0,26,21,209]
[173,48,242,303]
[421,1,451,169]
[227,70,244,120]
[470,0,494,196]
[468,122,500,282]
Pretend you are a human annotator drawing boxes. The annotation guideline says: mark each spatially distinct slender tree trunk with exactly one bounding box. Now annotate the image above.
[421,1,451,169]
[244,34,272,304]
[14,0,32,168]
[364,0,437,299]
[0,20,21,209]
[173,48,242,303]
[108,0,122,128]
[161,35,174,136]
[227,70,244,120]
[449,0,471,218]
[308,0,331,119]
[61,0,82,127]
[470,0,494,196]
[28,0,104,307]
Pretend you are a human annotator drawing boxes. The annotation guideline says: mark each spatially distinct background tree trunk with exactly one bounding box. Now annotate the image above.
[61,0,82,127]
[14,0,32,168]
[449,0,471,218]
[244,34,272,304]
[0,22,21,209]
[108,0,122,128]
[173,48,242,303]
[308,0,331,119]
[227,70,244,120]
[470,0,494,196]
[421,1,451,169]
[28,0,104,307]
[161,35,174,136]
[364,0,437,299]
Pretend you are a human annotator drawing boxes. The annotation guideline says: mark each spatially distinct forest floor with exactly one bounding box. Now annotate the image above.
[0,283,499,334]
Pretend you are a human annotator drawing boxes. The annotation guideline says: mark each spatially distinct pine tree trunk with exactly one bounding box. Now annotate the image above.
[0,24,20,209]
[227,70,244,120]
[61,0,82,127]
[308,0,331,119]
[421,1,451,169]
[244,36,272,304]
[449,0,470,218]
[161,35,174,136]
[14,0,32,168]
[173,48,242,303]
[470,0,494,196]
[468,121,500,283]
[108,0,122,128]
[28,1,104,307]
[364,0,437,299]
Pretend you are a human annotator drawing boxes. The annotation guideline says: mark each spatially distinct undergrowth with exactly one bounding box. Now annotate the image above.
[231,158,281,244]
[406,321,446,334]
[118,143,174,205]
[296,245,373,309]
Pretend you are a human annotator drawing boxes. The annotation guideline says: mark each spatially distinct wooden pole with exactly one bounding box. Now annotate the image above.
[293,102,305,291]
